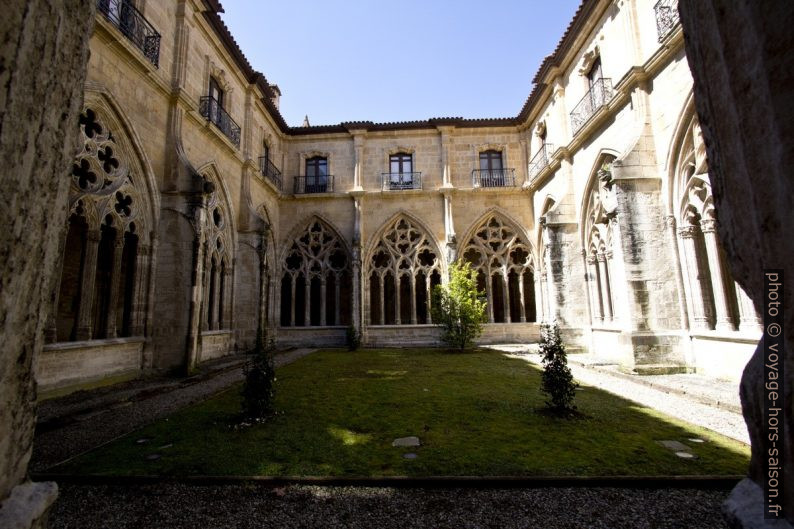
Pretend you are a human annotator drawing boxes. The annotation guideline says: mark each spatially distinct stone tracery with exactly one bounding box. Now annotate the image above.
[461,214,536,323]
[583,159,617,326]
[280,219,351,327]
[201,173,233,331]
[367,216,442,325]
[49,107,152,342]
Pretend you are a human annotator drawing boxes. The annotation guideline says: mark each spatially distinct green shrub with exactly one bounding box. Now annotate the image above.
[346,325,361,351]
[241,335,276,421]
[431,261,488,351]
[538,322,578,414]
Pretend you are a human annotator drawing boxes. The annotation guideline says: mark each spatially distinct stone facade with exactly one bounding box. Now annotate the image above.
[38,0,761,395]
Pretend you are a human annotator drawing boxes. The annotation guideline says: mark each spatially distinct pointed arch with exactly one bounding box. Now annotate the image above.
[365,212,444,325]
[279,215,352,327]
[50,92,159,343]
[458,209,537,324]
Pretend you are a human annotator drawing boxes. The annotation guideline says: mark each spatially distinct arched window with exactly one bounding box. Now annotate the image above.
[460,214,536,323]
[583,158,617,326]
[49,107,150,343]
[368,217,442,325]
[202,176,233,331]
[673,116,755,332]
[280,219,351,327]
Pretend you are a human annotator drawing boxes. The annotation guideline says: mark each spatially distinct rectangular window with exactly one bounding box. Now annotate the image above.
[305,156,328,192]
[209,77,224,108]
[389,153,413,188]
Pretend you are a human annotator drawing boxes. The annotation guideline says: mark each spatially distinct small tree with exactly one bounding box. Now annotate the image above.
[538,322,578,414]
[431,261,488,351]
[241,333,276,421]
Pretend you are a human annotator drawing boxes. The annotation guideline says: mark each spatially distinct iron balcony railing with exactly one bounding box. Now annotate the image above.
[654,0,680,42]
[97,0,161,67]
[528,143,555,181]
[570,78,614,135]
[471,168,516,188]
[294,175,334,194]
[382,172,422,191]
[199,96,241,148]
[259,156,282,190]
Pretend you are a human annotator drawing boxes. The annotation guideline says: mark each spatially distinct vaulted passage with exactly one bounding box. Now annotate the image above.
[368,217,442,325]
[280,220,351,327]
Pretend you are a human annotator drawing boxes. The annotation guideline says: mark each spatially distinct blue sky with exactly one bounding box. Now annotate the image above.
[220,1,581,126]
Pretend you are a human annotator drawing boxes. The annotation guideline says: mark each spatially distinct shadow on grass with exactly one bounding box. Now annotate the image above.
[52,348,750,478]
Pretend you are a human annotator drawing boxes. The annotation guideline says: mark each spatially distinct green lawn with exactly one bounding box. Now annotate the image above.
[57,348,749,477]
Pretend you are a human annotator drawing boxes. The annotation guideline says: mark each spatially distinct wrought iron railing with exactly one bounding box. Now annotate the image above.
[294,175,334,194]
[259,156,282,190]
[654,0,680,42]
[199,96,241,148]
[471,168,516,188]
[382,172,422,191]
[97,0,161,67]
[528,143,555,181]
[570,78,614,135]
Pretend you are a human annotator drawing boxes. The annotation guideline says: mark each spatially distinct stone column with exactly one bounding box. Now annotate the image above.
[502,270,511,323]
[426,278,433,324]
[735,282,762,333]
[443,192,457,264]
[258,232,269,340]
[700,218,736,331]
[352,133,365,191]
[597,253,613,322]
[409,275,417,324]
[518,272,526,322]
[334,273,341,326]
[320,276,327,326]
[303,275,310,326]
[534,272,545,323]
[587,255,603,324]
[678,225,710,330]
[665,215,690,331]
[130,243,150,337]
[213,265,222,330]
[394,274,402,325]
[351,247,362,331]
[104,236,126,338]
[75,229,101,340]
[378,275,385,325]
[45,232,68,342]
[485,274,494,323]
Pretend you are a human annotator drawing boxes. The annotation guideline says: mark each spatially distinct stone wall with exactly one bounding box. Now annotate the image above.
[0,0,95,524]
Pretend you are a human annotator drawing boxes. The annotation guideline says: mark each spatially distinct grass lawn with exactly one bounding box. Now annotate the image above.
[57,348,749,477]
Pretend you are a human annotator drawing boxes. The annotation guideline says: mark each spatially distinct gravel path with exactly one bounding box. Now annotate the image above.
[32,348,316,471]
[491,346,749,445]
[49,482,732,529]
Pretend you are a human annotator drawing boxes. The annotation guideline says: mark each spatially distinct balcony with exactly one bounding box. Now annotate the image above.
[199,96,241,148]
[382,172,422,191]
[528,143,555,182]
[97,0,160,67]
[294,175,334,194]
[654,0,680,42]
[259,157,283,190]
[570,78,614,135]
[471,168,516,188]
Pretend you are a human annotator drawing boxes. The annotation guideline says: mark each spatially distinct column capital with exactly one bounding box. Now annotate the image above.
[664,214,677,229]
[700,218,718,233]
[678,225,699,239]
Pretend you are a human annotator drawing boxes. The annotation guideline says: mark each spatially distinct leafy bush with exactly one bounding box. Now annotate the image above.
[241,335,276,421]
[538,322,578,414]
[431,261,488,351]
[346,325,361,351]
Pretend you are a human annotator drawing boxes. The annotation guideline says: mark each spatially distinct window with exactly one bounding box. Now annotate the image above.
[389,153,413,189]
[587,57,603,89]
[209,77,224,108]
[305,156,328,193]
[479,150,504,186]
[263,142,270,162]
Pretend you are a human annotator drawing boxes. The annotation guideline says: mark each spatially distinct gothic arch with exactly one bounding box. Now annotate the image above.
[50,96,159,343]
[365,212,444,325]
[196,163,236,331]
[459,210,537,324]
[581,152,618,326]
[667,96,758,333]
[279,215,352,327]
